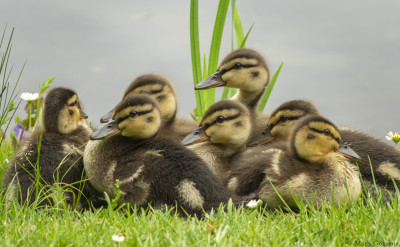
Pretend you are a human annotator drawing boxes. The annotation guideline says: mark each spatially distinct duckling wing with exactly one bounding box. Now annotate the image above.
[340,128,400,192]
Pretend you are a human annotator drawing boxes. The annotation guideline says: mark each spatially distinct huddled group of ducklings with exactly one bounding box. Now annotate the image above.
[3,48,400,216]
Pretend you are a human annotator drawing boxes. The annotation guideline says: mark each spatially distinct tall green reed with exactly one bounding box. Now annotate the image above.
[190,0,283,119]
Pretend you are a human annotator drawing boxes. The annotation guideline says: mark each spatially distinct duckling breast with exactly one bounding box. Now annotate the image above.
[323,153,361,206]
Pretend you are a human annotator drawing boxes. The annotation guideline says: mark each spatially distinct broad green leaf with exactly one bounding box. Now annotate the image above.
[257,61,284,113]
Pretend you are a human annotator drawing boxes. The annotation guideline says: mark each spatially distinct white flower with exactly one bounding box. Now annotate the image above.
[20,92,39,101]
[4,158,9,164]
[112,235,125,242]
[246,199,263,209]
[386,131,400,144]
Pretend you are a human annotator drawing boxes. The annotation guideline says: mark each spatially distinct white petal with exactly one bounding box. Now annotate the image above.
[31,93,39,100]
[246,199,260,208]
[112,235,124,242]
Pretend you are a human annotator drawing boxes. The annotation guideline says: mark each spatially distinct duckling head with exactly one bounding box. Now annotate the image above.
[247,100,320,146]
[182,100,251,151]
[92,94,161,140]
[100,74,177,125]
[195,49,269,103]
[44,87,88,134]
[291,115,361,163]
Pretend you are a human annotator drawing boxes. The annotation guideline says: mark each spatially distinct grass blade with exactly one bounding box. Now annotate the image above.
[257,61,284,113]
[190,0,205,118]
[205,0,230,109]
[239,24,254,49]
[221,87,230,100]
[232,0,245,49]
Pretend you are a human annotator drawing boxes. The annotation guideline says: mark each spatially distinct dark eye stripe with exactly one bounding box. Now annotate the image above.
[310,127,340,143]
[203,113,240,130]
[269,116,299,129]
[118,109,153,123]
[230,64,256,70]
[221,64,257,75]
[147,89,163,95]
[68,101,78,107]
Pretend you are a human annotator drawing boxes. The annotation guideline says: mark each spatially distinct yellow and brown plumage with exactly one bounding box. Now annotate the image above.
[2,87,101,208]
[182,100,252,184]
[100,74,197,141]
[84,94,235,216]
[249,99,400,201]
[228,115,362,210]
[195,48,270,136]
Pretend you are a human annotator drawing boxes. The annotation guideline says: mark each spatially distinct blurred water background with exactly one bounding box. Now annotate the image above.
[1,0,399,140]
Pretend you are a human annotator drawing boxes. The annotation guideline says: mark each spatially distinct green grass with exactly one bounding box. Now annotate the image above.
[2,134,399,246]
[1,136,399,246]
[1,180,400,246]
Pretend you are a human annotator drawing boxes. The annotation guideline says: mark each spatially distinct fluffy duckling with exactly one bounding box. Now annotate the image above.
[100,74,197,141]
[182,100,252,183]
[3,87,99,208]
[195,49,269,111]
[84,94,233,216]
[228,115,362,210]
[249,100,400,200]
[195,48,270,135]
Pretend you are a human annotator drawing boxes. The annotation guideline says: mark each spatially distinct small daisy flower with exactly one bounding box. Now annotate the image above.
[112,235,125,242]
[4,158,9,164]
[386,131,400,149]
[246,199,263,209]
[20,92,39,101]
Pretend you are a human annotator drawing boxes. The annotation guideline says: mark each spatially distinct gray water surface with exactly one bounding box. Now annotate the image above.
[1,0,399,143]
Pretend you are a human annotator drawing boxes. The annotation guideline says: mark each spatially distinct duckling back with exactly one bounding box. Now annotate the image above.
[85,94,235,216]
[340,128,400,195]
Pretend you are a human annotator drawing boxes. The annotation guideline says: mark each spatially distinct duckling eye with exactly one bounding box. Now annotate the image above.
[234,62,243,69]
[129,111,138,117]
[156,95,165,101]
[217,116,225,123]
[279,115,288,122]
[323,129,331,136]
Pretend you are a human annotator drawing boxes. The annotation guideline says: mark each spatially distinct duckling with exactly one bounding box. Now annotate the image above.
[84,94,233,216]
[100,74,198,141]
[228,115,362,210]
[182,100,252,183]
[2,87,100,208]
[249,100,400,200]
[194,48,270,135]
